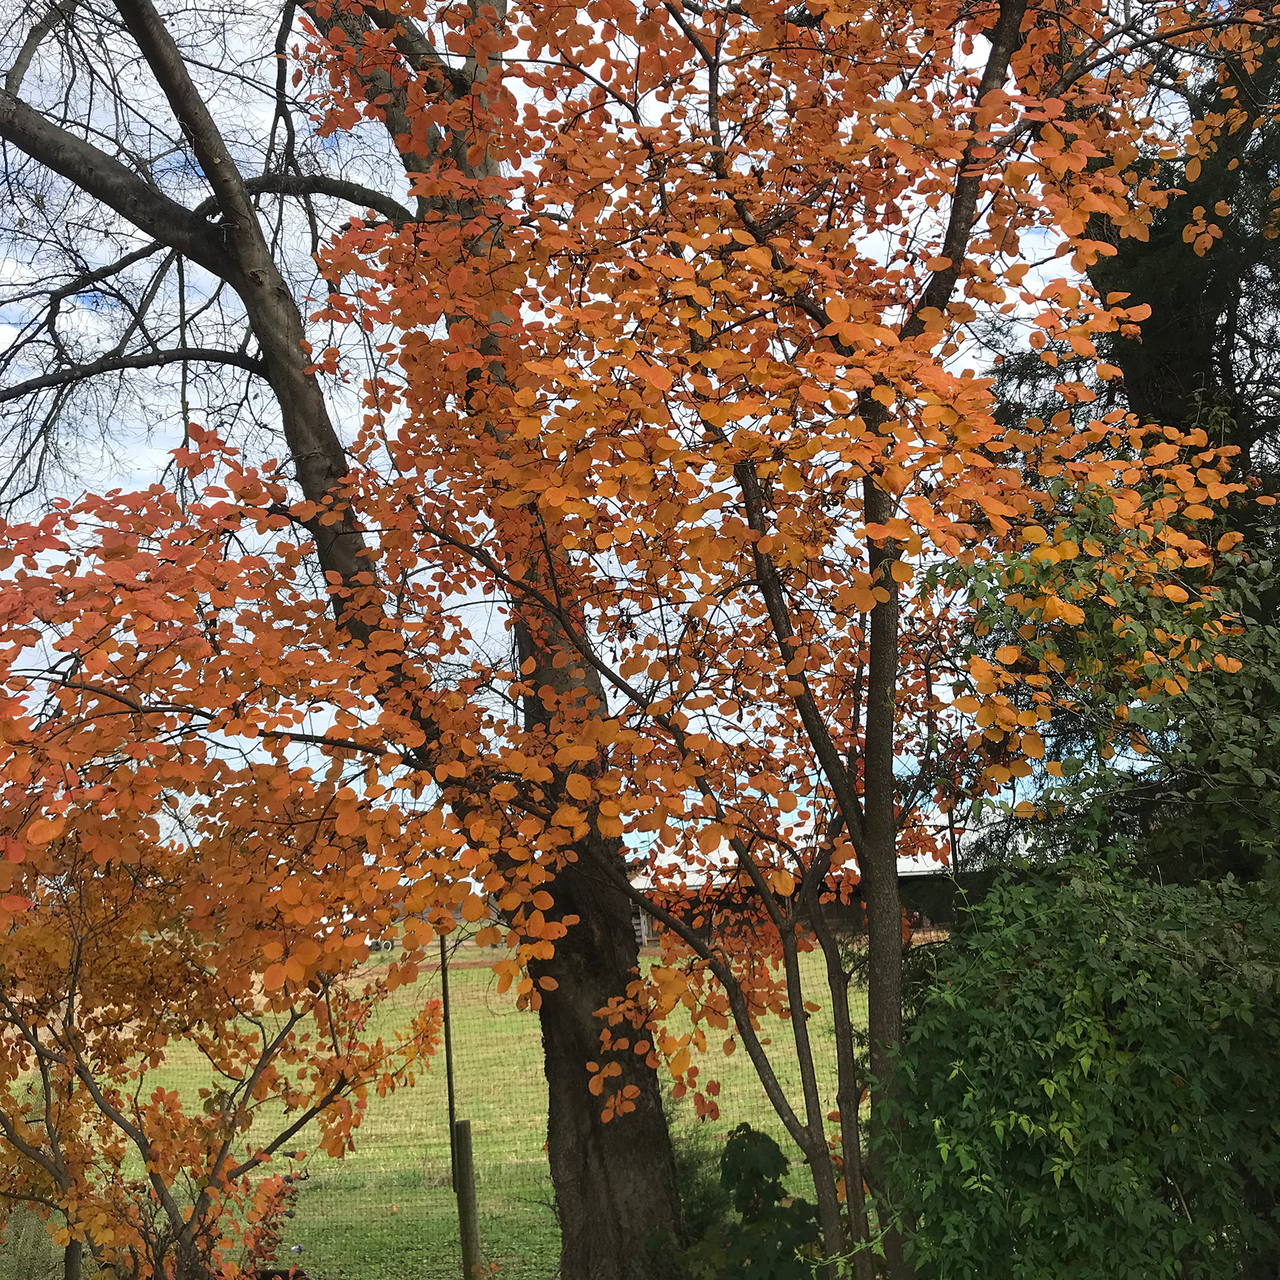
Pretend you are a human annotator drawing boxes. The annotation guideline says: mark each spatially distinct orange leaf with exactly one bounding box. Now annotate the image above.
[25,816,65,843]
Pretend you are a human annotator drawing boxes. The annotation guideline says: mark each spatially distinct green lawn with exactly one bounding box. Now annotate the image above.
[269,948,861,1280]
[11,947,863,1280]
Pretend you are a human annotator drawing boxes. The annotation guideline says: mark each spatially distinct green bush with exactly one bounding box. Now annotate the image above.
[884,862,1280,1279]
[667,1099,735,1247]
[682,1124,822,1280]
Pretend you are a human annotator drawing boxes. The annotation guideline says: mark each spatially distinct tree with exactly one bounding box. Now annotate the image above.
[964,61,1280,880]
[982,38,1280,527]
[0,795,437,1277]
[1,1,690,1270]
[951,474,1279,885]
[1087,42,1280,507]
[3,0,1275,1276]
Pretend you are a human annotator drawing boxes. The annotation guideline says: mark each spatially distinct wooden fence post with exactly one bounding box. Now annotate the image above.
[453,1118,483,1279]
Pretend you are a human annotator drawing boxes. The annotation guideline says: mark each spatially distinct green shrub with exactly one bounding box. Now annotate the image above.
[667,1100,735,1247]
[682,1124,822,1280]
[884,862,1280,1279]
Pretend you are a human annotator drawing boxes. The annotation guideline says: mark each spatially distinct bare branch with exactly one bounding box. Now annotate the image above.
[0,347,266,404]
[192,172,413,228]
[5,0,79,96]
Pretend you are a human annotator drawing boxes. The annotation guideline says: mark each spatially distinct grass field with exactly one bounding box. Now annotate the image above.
[5,947,864,1280]
[273,948,859,1280]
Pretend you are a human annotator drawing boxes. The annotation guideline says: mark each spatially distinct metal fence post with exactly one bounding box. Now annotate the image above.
[453,1118,482,1279]
[441,933,458,1191]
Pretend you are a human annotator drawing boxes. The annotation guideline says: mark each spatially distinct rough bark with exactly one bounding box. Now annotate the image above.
[530,850,685,1280]
[511,611,688,1275]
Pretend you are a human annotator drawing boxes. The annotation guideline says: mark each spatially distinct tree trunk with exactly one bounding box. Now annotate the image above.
[863,481,908,1279]
[62,1239,82,1280]
[529,852,685,1280]
[809,889,875,1280]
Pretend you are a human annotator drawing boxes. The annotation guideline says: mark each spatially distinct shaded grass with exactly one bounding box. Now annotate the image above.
[0,1205,63,1280]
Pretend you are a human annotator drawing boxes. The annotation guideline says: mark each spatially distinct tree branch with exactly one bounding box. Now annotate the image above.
[0,348,266,404]
[193,173,414,229]
[109,0,376,604]
[905,0,1029,338]
[0,90,230,277]
[5,0,79,96]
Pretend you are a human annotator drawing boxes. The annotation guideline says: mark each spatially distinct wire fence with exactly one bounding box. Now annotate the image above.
[278,929,873,1280]
[0,928,878,1280]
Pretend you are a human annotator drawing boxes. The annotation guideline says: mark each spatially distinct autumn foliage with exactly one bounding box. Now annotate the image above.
[0,506,440,1274]
[2,0,1278,1272]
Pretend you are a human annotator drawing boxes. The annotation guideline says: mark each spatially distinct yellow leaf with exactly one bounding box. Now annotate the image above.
[769,868,796,896]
